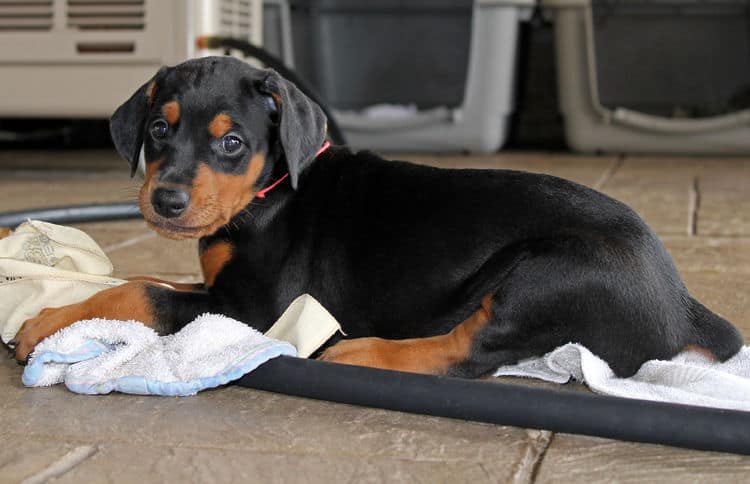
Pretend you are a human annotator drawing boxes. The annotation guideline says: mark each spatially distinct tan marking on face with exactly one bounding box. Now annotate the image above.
[138,158,164,212]
[139,152,265,240]
[208,113,233,138]
[319,294,494,375]
[270,92,282,109]
[200,241,233,287]
[148,152,265,239]
[146,81,157,105]
[162,101,180,125]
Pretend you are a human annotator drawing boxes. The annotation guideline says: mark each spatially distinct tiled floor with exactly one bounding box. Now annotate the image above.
[2,149,750,483]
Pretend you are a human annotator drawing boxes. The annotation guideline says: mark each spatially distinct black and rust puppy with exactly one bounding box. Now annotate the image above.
[13,57,743,377]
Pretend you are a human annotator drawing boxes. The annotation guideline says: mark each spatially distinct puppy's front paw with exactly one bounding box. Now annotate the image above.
[13,305,89,363]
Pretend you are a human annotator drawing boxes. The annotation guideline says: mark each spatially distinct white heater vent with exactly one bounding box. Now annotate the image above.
[219,0,254,39]
[0,0,54,31]
[67,0,145,31]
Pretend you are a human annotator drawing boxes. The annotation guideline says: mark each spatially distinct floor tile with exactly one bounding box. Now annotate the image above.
[107,235,201,278]
[680,271,750,340]
[0,439,80,483]
[58,442,517,484]
[0,149,125,172]
[0,359,530,466]
[536,434,750,484]
[397,152,618,187]
[602,184,690,235]
[664,236,750,275]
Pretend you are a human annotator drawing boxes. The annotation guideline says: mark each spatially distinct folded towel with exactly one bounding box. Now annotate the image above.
[23,294,342,396]
[495,343,750,412]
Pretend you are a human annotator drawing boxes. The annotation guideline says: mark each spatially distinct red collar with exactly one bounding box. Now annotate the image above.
[256,141,331,199]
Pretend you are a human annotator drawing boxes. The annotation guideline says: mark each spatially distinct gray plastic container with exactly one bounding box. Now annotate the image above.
[544,0,750,154]
[265,0,534,153]
[295,0,473,110]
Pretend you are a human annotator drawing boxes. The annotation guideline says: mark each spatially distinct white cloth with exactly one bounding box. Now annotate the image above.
[495,343,750,411]
[22,294,342,396]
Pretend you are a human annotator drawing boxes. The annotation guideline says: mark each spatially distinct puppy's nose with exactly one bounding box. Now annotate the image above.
[152,188,190,218]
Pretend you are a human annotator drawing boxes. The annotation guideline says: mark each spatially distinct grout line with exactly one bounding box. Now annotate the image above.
[687,177,700,237]
[21,445,98,484]
[102,231,157,254]
[593,155,624,190]
[511,430,553,484]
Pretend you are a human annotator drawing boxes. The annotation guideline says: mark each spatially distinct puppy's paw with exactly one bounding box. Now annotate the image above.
[14,305,89,363]
[318,337,395,369]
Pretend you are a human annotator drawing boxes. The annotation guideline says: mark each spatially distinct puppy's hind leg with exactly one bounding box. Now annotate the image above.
[319,295,499,375]
[447,248,677,379]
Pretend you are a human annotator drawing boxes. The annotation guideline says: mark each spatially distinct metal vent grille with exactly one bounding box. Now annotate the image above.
[67,0,145,31]
[0,0,54,31]
[220,0,254,39]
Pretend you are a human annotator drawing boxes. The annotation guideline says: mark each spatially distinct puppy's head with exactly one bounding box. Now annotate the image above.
[110,56,327,240]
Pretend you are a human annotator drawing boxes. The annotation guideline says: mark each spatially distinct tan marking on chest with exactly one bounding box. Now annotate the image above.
[200,241,234,287]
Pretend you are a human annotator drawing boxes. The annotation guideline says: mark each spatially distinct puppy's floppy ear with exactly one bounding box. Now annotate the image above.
[110,67,168,177]
[258,69,327,189]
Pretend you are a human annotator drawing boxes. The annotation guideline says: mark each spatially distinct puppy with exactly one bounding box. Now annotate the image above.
[12,57,744,379]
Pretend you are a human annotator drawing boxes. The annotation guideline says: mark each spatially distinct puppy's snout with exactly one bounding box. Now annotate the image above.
[152,188,190,219]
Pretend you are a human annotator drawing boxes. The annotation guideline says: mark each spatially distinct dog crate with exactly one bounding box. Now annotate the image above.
[266,0,534,153]
[0,0,262,118]
[543,0,750,155]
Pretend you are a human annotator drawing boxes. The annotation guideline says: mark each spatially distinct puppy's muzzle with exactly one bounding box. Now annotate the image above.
[151,188,190,219]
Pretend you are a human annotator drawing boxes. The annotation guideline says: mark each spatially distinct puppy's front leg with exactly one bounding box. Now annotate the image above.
[12,281,213,362]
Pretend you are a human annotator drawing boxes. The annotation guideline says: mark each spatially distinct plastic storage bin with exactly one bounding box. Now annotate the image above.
[267,0,534,153]
[543,0,750,155]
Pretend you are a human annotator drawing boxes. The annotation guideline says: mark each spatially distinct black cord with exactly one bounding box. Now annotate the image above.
[0,203,141,229]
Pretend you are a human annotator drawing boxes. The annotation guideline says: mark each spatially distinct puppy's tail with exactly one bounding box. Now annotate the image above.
[687,297,744,361]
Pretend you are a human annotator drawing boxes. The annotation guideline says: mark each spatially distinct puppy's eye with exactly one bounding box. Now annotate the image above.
[150,119,169,139]
[220,135,243,154]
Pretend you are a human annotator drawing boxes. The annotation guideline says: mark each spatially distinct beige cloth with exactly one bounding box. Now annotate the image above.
[0,221,341,356]
[0,221,126,343]
[267,295,344,358]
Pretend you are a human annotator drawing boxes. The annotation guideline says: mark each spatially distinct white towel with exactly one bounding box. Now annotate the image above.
[495,343,750,412]
[22,294,342,396]
[22,315,296,396]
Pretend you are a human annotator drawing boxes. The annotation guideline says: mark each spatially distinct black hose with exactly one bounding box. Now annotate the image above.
[0,202,141,229]
[240,356,750,455]
[198,35,347,146]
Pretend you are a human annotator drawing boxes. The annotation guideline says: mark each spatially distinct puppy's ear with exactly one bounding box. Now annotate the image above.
[258,69,327,190]
[110,67,168,177]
